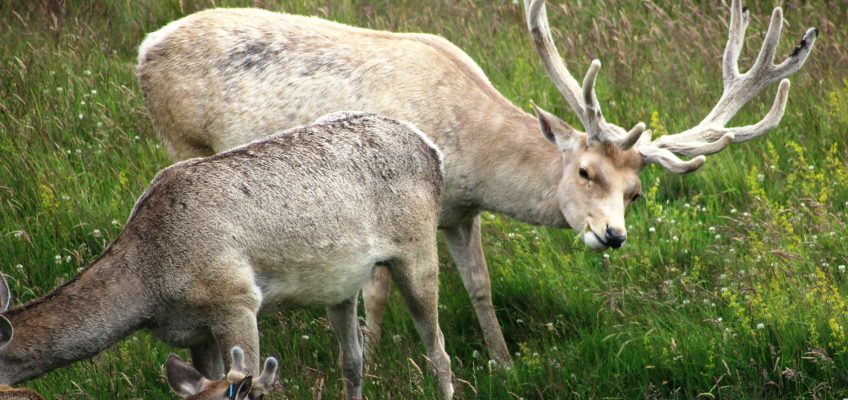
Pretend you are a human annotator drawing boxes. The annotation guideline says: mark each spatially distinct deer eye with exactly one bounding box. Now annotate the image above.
[578,167,590,180]
[630,193,641,202]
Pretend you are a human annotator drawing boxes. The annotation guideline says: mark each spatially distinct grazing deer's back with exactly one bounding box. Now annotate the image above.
[122,114,442,304]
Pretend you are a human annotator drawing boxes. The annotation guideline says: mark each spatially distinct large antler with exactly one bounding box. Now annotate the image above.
[636,0,818,173]
[525,0,645,148]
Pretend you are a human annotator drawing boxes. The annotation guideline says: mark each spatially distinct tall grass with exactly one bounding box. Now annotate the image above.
[1,0,846,398]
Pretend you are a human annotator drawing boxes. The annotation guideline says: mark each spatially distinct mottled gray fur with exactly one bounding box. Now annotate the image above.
[0,114,452,399]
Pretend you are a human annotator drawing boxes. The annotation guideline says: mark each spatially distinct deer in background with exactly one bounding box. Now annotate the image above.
[0,113,453,399]
[166,346,278,399]
[0,386,43,400]
[136,0,817,366]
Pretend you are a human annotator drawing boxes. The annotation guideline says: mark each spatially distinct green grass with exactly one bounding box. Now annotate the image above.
[1,0,847,398]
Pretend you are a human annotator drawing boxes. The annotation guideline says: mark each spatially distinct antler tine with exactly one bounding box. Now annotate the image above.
[619,122,645,151]
[722,0,749,84]
[752,7,783,73]
[637,2,817,174]
[582,59,603,140]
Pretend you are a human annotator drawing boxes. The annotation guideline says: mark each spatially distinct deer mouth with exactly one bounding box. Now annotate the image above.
[581,227,609,252]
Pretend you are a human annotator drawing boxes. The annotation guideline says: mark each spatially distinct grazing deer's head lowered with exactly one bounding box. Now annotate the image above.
[166,347,278,400]
[525,0,817,250]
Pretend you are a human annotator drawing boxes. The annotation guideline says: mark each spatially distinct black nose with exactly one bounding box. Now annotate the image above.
[605,227,626,249]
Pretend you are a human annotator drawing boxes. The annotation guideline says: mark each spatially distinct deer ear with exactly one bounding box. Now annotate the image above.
[0,316,12,349]
[165,354,209,398]
[0,274,11,313]
[530,101,581,151]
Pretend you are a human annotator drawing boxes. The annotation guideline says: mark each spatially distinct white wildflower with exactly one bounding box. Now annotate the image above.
[756,323,765,330]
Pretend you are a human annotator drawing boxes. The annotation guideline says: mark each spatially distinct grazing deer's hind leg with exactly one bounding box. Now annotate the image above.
[392,249,454,399]
[190,338,225,379]
[362,264,391,364]
[443,215,511,367]
[328,295,364,400]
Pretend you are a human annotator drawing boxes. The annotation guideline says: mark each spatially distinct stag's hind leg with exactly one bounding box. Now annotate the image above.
[328,295,364,400]
[391,248,454,399]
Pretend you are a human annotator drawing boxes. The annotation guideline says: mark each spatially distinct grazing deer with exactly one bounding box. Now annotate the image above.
[166,346,278,399]
[0,385,43,400]
[136,0,817,365]
[0,113,453,399]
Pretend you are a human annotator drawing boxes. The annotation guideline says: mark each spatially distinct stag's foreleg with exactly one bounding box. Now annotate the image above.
[443,215,511,367]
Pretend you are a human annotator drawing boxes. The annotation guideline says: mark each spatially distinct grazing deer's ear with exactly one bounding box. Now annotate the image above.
[0,274,11,313]
[0,316,12,348]
[165,354,209,398]
[530,101,581,151]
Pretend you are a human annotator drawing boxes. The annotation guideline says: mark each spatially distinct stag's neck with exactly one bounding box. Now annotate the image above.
[0,244,150,385]
[450,100,569,228]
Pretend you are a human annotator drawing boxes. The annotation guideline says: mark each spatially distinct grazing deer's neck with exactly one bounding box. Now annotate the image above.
[460,102,569,228]
[0,245,150,385]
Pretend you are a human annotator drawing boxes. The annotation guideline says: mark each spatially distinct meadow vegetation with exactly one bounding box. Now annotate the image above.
[0,0,846,398]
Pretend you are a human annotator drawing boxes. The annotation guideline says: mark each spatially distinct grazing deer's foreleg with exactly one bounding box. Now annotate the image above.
[392,249,454,399]
[362,264,391,365]
[328,295,364,400]
[190,338,225,380]
[443,215,511,367]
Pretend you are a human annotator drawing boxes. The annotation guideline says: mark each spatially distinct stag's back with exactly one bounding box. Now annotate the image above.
[137,8,500,161]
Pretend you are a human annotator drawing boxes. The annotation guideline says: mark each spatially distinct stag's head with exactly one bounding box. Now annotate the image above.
[524,0,817,251]
[166,347,278,400]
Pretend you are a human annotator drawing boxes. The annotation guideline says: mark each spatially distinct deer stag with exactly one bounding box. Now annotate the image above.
[0,113,453,399]
[136,0,817,366]
[166,346,278,399]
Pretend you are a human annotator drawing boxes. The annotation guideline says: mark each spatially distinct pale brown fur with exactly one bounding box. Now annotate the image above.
[0,114,453,399]
[0,385,43,400]
[136,7,643,366]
